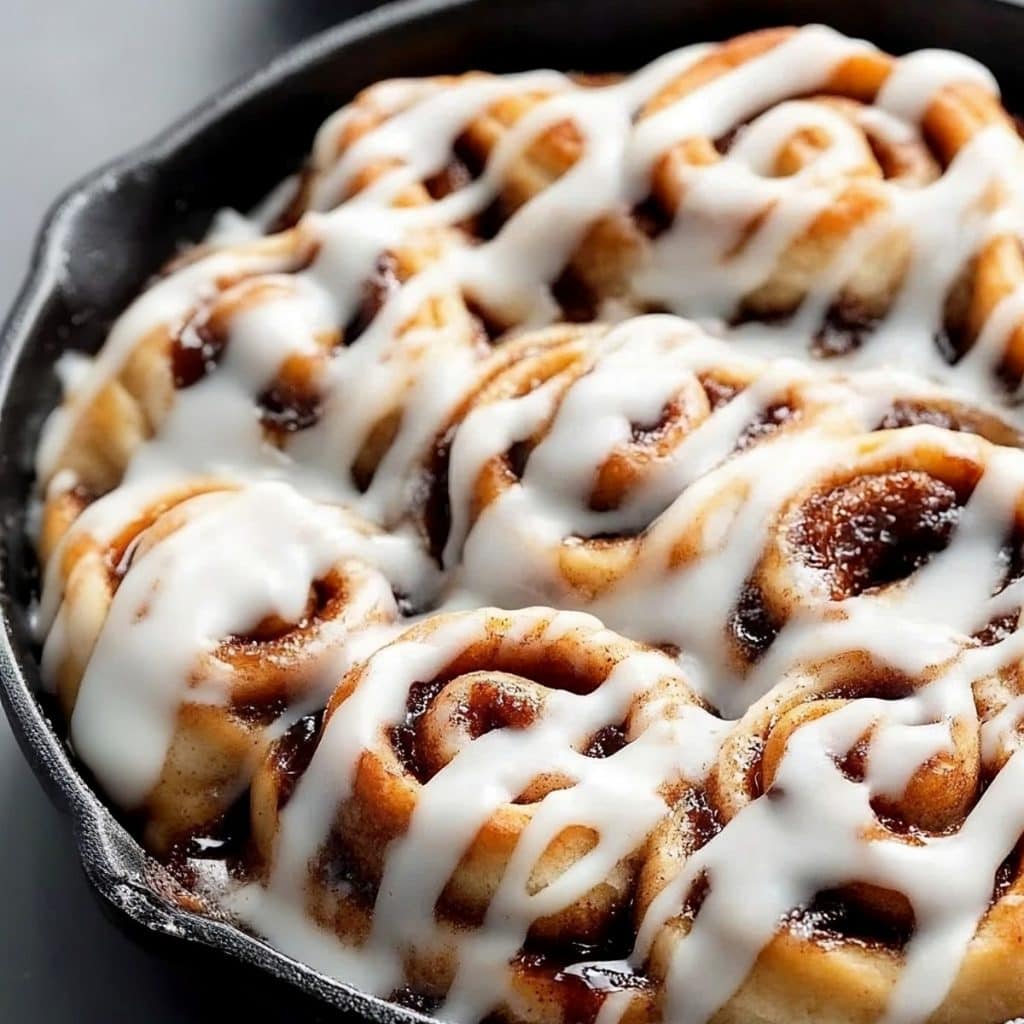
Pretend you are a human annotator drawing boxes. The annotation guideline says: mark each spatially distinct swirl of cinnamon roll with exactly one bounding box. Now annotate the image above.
[863,377,1024,447]
[248,607,716,1023]
[650,32,1024,386]
[735,428,984,657]
[631,649,1024,1024]
[600,423,1024,702]
[37,199,485,553]
[39,230,314,503]
[295,26,1024,392]
[419,315,860,605]
[39,479,435,853]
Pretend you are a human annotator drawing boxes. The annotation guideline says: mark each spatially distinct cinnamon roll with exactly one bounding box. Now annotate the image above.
[634,651,1024,1024]
[247,607,714,1023]
[735,428,985,661]
[593,422,1024,705]
[420,315,862,605]
[37,191,485,555]
[39,480,435,853]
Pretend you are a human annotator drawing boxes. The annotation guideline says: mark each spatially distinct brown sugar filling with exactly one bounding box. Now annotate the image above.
[792,471,965,599]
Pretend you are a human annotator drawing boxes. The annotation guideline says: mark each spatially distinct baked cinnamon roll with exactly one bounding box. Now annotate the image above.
[247,607,714,1023]
[592,422,1024,708]
[734,428,984,662]
[634,651,1024,1024]
[419,315,865,605]
[37,196,485,555]
[39,480,435,853]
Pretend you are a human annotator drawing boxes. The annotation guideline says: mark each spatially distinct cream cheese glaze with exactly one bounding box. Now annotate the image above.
[31,23,1024,1024]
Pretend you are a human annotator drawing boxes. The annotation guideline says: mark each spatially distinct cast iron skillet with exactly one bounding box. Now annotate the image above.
[3,0,1024,1017]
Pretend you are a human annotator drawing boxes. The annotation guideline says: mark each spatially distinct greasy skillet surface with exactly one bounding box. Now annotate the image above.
[3,0,1024,1018]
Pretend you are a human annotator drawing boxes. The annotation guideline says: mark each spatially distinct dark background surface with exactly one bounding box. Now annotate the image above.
[0,1,383,1019]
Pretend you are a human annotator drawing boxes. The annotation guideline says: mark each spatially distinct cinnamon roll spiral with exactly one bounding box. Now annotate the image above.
[37,193,485,553]
[251,607,711,1021]
[420,315,856,604]
[635,652,1024,1024]
[733,429,984,662]
[40,480,434,853]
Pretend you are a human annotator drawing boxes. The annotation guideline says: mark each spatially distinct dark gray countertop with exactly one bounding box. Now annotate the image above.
[0,2,383,1019]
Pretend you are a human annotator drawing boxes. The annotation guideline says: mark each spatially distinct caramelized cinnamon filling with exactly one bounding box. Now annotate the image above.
[792,471,966,598]
[471,196,510,242]
[996,531,1024,592]
[229,576,342,646]
[106,491,220,583]
[714,124,742,156]
[344,252,401,345]
[424,157,476,201]
[820,670,918,705]
[449,130,488,182]
[787,887,915,949]
[735,401,798,450]
[680,869,712,924]
[697,372,744,410]
[258,380,322,436]
[876,400,1023,447]
[995,355,1024,395]
[350,408,403,493]
[460,678,542,737]
[266,712,324,812]
[685,788,725,850]
[551,265,600,323]
[390,679,448,783]
[728,579,784,663]
[420,429,457,562]
[974,613,1019,646]
[506,438,534,480]
[584,399,690,515]
[171,313,227,388]
[632,192,675,239]
[583,723,628,758]
[836,734,872,785]
[811,302,878,358]
[993,843,1024,902]
[628,403,677,447]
